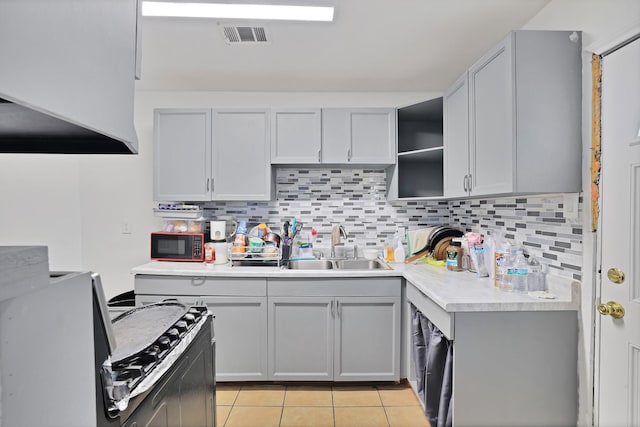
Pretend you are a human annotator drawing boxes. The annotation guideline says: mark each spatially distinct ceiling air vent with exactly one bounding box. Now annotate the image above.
[221,25,269,44]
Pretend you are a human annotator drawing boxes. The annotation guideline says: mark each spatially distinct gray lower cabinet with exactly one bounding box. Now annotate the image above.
[334,296,400,381]
[268,296,334,381]
[268,278,401,382]
[406,282,577,426]
[135,275,401,382]
[134,275,268,382]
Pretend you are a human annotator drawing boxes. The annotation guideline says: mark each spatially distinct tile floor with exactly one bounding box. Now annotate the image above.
[216,381,430,427]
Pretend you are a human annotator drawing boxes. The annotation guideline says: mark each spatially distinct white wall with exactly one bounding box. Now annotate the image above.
[0,155,83,271]
[523,1,640,426]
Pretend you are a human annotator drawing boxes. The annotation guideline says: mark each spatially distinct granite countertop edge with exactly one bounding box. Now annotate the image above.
[131,261,580,313]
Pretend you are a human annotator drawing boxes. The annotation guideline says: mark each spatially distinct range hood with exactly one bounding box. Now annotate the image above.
[0,0,140,154]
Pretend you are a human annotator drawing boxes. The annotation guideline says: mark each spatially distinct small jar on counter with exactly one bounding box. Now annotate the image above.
[446,239,464,271]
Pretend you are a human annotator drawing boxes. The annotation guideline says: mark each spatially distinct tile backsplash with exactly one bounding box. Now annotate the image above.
[449,195,583,281]
[203,168,583,279]
[204,169,450,251]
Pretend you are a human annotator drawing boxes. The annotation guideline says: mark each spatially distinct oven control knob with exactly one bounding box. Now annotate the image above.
[183,313,196,324]
[175,320,188,333]
[157,336,171,350]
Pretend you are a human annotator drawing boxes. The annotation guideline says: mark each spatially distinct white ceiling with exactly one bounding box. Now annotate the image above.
[136,0,551,92]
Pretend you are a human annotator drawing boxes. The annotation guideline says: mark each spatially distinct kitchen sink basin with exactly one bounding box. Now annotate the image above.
[286,259,390,270]
[333,259,390,270]
[286,260,334,270]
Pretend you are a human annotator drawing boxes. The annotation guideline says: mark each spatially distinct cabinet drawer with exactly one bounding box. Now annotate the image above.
[406,282,454,340]
[268,277,401,297]
[135,275,267,296]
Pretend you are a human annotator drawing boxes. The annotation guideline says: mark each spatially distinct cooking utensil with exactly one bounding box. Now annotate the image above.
[263,232,281,247]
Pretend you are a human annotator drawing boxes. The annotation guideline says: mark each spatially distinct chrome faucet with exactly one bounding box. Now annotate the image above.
[331,224,348,259]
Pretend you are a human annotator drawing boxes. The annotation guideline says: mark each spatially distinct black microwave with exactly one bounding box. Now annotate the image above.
[150,232,204,262]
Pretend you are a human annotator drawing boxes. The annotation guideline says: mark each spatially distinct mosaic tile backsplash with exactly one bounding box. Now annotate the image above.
[204,169,451,252]
[449,195,583,281]
[203,168,583,279]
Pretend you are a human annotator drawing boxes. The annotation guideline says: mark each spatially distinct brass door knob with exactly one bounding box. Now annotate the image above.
[607,268,625,284]
[598,301,625,319]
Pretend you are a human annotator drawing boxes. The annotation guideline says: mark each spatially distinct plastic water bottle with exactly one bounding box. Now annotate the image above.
[527,256,545,292]
[511,250,529,293]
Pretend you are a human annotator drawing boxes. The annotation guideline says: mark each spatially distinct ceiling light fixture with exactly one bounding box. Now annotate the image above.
[141,2,334,22]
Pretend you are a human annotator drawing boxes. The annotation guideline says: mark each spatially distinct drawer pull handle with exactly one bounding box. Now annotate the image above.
[191,277,206,286]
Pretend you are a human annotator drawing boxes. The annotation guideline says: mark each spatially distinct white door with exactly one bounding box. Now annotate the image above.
[598,36,640,426]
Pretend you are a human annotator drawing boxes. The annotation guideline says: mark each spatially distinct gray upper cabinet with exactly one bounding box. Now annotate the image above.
[443,73,470,199]
[271,109,322,164]
[211,109,271,201]
[154,108,272,201]
[469,36,514,196]
[444,30,582,198]
[322,108,396,164]
[154,109,212,202]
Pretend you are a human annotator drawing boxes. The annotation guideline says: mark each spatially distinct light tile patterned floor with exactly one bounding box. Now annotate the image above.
[216,382,430,427]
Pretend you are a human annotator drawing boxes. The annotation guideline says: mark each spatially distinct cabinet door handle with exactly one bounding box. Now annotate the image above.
[347,148,352,162]
[206,178,210,192]
[318,149,321,163]
[468,174,472,193]
[211,178,214,192]
[336,300,340,318]
[330,300,334,316]
[463,175,468,192]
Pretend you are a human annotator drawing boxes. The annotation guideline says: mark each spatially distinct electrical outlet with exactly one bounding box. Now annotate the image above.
[563,193,579,220]
[122,222,132,234]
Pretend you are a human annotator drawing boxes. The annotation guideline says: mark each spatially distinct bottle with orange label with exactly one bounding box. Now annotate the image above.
[232,221,248,253]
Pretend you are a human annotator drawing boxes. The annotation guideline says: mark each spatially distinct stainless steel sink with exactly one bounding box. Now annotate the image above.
[333,259,390,270]
[286,260,334,270]
[286,259,390,270]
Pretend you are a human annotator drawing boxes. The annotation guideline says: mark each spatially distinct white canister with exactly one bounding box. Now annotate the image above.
[213,241,229,264]
[210,221,227,241]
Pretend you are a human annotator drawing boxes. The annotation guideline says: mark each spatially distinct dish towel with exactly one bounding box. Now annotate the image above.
[407,228,432,255]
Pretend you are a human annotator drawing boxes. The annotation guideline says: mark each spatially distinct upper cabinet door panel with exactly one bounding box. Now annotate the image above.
[212,109,271,201]
[154,109,211,201]
[271,109,321,164]
[321,108,396,165]
[443,72,470,198]
[349,109,396,164]
[469,35,514,196]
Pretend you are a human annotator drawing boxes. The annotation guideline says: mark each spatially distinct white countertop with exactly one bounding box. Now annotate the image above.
[132,260,579,313]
